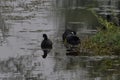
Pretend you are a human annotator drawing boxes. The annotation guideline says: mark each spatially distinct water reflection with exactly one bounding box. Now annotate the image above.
[0,13,8,46]
[0,0,120,80]
[87,57,120,80]
[1,54,119,80]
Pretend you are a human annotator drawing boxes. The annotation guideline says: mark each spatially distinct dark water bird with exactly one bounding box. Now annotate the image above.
[62,29,76,41]
[62,29,80,48]
[41,34,53,58]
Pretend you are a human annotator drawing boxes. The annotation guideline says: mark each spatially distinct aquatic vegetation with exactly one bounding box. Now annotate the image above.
[82,11,120,55]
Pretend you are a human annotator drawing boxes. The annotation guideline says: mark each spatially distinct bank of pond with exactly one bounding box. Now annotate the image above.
[79,14,120,56]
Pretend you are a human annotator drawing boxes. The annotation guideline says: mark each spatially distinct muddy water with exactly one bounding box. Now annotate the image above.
[0,0,120,80]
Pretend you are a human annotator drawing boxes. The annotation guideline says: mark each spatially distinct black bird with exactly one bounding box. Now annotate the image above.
[66,33,80,45]
[41,34,53,58]
[62,29,80,48]
[62,29,76,41]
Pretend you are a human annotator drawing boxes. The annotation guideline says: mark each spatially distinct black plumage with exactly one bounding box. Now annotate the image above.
[41,34,52,58]
[62,29,76,41]
[62,29,80,46]
[66,35,80,45]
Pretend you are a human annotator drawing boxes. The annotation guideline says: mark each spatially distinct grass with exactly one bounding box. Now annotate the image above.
[81,11,120,55]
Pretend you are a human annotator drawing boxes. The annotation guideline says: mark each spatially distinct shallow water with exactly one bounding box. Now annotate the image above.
[0,0,120,80]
